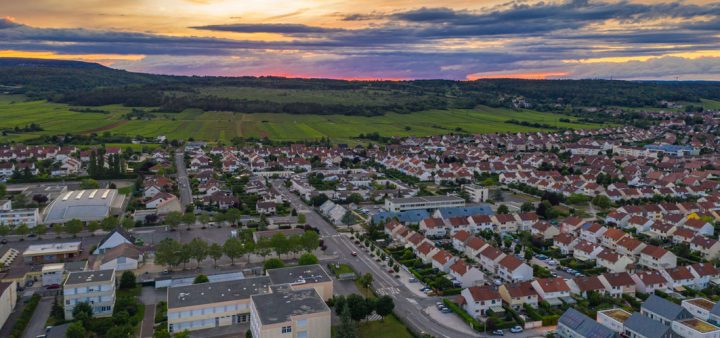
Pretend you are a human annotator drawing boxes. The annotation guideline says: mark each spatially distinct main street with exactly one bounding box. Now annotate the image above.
[271,180,483,338]
[174,149,192,208]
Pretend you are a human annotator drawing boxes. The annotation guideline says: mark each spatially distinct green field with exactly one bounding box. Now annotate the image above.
[0,94,605,143]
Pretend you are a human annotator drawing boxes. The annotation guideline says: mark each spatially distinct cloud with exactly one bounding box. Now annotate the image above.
[191,23,342,34]
[0,17,21,29]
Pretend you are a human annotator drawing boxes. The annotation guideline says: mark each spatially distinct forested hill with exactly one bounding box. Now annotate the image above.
[1,57,719,116]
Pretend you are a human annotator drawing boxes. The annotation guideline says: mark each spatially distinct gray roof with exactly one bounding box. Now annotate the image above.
[624,312,673,338]
[251,288,329,325]
[641,295,692,321]
[559,308,617,338]
[266,264,331,285]
[712,302,720,316]
[65,269,114,285]
[63,260,88,272]
[44,189,120,224]
[389,195,464,204]
[167,276,271,309]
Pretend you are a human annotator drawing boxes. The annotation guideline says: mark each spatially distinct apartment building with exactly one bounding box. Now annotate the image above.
[249,286,331,338]
[265,264,334,301]
[63,269,116,320]
[384,196,464,212]
[0,282,17,331]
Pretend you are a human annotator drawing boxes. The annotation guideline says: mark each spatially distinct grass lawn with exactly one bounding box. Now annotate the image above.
[358,314,414,338]
[0,94,607,144]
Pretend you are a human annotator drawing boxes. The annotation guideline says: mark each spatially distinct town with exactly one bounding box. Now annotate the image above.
[0,107,717,338]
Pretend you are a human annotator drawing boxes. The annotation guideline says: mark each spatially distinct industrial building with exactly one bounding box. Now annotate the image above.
[384,195,465,212]
[43,189,126,224]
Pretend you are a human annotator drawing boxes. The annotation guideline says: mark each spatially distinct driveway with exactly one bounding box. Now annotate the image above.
[23,297,52,338]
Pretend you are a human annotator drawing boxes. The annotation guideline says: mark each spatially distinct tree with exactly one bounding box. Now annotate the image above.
[51,296,64,321]
[179,243,192,269]
[0,183,5,199]
[223,237,244,265]
[592,195,612,209]
[225,208,242,225]
[15,223,30,239]
[121,217,135,230]
[0,225,9,239]
[182,212,196,228]
[255,237,272,261]
[497,204,510,214]
[346,294,371,322]
[87,221,101,234]
[301,230,320,253]
[33,224,47,238]
[164,211,183,230]
[119,271,136,289]
[187,237,208,267]
[208,243,223,267]
[64,219,84,237]
[263,258,284,271]
[66,321,87,338]
[193,274,209,284]
[335,304,358,338]
[72,302,93,324]
[155,238,182,269]
[524,248,534,261]
[375,295,395,320]
[80,178,100,189]
[101,216,119,231]
[520,202,535,212]
[271,233,290,258]
[341,210,356,226]
[297,213,306,224]
[358,273,374,289]
[298,253,318,265]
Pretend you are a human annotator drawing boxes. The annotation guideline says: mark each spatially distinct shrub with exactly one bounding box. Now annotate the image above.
[10,294,41,338]
[542,315,560,326]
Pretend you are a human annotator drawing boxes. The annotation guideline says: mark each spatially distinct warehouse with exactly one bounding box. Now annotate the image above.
[43,189,126,224]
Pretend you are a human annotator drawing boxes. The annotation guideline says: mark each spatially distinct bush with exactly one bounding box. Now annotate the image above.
[298,253,319,265]
[542,315,560,326]
[10,294,42,338]
[440,288,462,296]
[119,271,136,289]
[264,258,285,271]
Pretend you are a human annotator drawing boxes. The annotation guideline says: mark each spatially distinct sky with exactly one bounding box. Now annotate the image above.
[1,0,719,80]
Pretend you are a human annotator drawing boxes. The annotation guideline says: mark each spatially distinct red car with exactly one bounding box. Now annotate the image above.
[46,284,60,290]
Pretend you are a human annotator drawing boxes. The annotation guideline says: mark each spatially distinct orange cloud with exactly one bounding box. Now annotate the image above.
[466,71,569,80]
[0,50,145,66]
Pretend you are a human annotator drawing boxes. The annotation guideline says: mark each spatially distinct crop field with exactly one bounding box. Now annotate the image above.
[193,86,424,106]
[0,94,605,143]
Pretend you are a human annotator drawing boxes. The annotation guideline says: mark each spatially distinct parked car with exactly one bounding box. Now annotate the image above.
[510,326,523,333]
[351,251,358,256]
[440,307,452,313]
[492,329,504,336]
[409,278,418,283]
[46,284,60,290]
[493,279,502,286]
[436,302,444,309]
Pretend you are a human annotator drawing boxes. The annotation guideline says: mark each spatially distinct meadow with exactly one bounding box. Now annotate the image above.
[0,94,605,144]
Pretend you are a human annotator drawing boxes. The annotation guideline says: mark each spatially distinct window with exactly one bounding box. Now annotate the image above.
[296,319,308,327]
[281,326,292,333]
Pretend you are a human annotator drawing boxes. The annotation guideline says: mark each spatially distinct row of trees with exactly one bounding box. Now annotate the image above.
[88,149,126,179]
[154,230,320,270]
[0,216,132,240]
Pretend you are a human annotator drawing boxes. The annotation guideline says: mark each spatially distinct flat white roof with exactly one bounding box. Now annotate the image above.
[23,242,81,256]
[42,263,65,272]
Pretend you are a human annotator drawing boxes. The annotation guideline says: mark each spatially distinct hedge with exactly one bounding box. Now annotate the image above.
[10,294,41,338]
[542,315,560,326]
[443,298,484,332]
[524,303,543,321]
[440,288,462,296]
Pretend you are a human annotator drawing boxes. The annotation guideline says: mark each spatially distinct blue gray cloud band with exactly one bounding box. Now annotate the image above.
[1,0,719,79]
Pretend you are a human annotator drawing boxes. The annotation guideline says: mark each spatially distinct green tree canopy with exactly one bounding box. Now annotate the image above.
[263,258,285,271]
[298,253,318,265]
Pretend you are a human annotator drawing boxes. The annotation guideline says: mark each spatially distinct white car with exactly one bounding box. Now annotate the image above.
[510,326,523,333]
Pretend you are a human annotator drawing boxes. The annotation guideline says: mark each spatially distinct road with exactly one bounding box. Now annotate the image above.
[271,180,481,338]
[174,149,192,208]
[23,297,52,338]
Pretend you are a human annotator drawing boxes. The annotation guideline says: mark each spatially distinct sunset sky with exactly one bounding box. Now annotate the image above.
[1,0,719,80]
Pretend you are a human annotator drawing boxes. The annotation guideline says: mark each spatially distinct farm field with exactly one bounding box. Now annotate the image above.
[0,94,605,143]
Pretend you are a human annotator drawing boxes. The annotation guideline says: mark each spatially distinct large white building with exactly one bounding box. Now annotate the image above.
[249,286,331,338]
[0,199,40,227]
[462,184,489,203]
[63,269,116,320]
[384,195,465,212]
[43,189,126,224]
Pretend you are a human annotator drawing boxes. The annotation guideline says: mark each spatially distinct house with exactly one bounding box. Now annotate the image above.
[622,312,674,338]
[615,237,647,258]
[451,230,472,252]
[464,236,489,258]
[145,192,177,209]
[448,260,485,288]
[596,308,631,334]
[554,233,578,255]
[499,281,538,310]
[460,286,502,317]
[420,218,447,237]
[531,221,560,240]
[94,228,136,254]
[681,298,716,321]
[431,250,457,273]
[641,294,692,325]
[568,276,607,297]
[631,271,669,294]
[492,213,519,233]
[573,240,604,261]
[688,263,720,289]
[99,243,141,271]
[690,236,720,259]
[560,216,584,233]
[661,265,697,290]
[639,245,677,270]
[600,228,629,250]
[416,242,439,264]
[671,318,720,338]
[531,277,571,305]
[599,272,636,298]
[478,246,506,273]
[626,215,653,232]
[580,223,607,243]
[557,308,617,338]
[497,255,533,283]
[684,218,715,236]
[256,201,277,215]
[468,214,493,232]
[596,250,634,273]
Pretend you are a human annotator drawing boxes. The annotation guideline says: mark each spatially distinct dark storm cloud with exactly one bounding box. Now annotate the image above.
[191,23,343,34]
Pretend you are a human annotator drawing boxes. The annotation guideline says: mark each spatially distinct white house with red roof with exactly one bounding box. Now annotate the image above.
[580,223,607,243]
[690,236,720,259]
[639,245,677,270]
[531,221,560,240]
[661,266,698,290]
[553,233,578,255]
[531,277,571,304]
[419,218,447,237]
[451,230,472,252]
[497,255,533,283]
[478,246,506,274]
[631,270,670,294]
[449,260,485,288]
[595,250,634,273]
[431,250,458,273]
[573,240,604,261]
[460,286,502,318]
[464,236,489,258]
